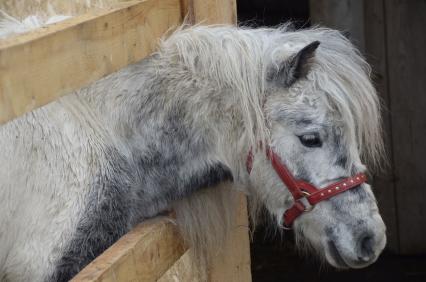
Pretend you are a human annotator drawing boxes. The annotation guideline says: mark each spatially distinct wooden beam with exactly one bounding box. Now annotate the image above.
[71,218,187,282]
[0,0,182,124]
[0,0,128,19]
[157,250,197,281]
[179,2,252,281]
[208,194,252,282]
[157,195,252,282]
[182,0,237,25]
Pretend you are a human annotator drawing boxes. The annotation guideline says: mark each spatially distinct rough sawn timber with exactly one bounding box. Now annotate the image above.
[0,0,182,124]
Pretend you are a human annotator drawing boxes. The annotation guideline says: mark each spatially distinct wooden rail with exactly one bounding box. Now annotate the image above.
[71,218,188,281]
[0,0,181,124]
[72,195,251,282]
[0,0,250,280]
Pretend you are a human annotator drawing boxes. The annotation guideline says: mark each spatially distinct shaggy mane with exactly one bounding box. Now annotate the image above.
[157,24,385,170]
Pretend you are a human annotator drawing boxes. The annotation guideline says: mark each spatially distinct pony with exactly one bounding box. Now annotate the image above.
[0,24,387,281]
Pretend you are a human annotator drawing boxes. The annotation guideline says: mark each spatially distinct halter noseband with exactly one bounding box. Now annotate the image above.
[246,147,367,228]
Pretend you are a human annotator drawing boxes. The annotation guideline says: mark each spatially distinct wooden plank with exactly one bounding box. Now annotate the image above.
[0,0,128,19]
[157,195,252,282]
[0,0,182,124]
[363,0,399,253]
[384,0,426,254]
[157,250,197,282]
[208,194,252,282]
[181,1,252,281]
[181,0,237,25]
[71,218,187,282]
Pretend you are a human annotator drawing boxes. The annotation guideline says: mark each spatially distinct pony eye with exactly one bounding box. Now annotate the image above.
[298,133,322,148]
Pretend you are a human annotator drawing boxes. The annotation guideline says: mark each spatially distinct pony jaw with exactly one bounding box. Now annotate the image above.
[292,202,387,270]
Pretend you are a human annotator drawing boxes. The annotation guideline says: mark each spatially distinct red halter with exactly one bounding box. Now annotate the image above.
[246,147,367,228]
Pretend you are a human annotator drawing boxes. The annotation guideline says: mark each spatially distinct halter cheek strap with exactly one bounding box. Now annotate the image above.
[246,147,367,228]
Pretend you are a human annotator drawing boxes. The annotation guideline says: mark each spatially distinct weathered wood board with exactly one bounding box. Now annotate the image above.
[71,218,187,282]
[0,0,182,124]
[0,0,127,19]
[208,195,252,282]
[155,195,252,282]
[182,0,237,25]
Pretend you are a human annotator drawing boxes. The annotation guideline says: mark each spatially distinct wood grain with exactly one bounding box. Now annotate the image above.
[157,250,197,282]
[0,0,182,124]
[181,0,236,25]
[71,218,187,282]
[183,1,252,281]
[0,0,126,19]
[156,194,252,282]
[208,194,252,282]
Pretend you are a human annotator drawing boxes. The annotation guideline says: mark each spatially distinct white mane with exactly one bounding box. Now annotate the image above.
[157,24,384,170]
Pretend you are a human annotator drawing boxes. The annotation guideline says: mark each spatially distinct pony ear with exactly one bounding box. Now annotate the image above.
[270,41,320,87]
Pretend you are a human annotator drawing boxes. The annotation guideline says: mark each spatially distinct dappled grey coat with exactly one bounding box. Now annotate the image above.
[0,24,386,282]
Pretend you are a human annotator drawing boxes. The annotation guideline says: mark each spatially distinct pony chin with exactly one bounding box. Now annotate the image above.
[293,208,387,270]
[322,231,387,269]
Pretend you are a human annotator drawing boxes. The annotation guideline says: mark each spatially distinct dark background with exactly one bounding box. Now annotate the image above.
[237,1,426,281]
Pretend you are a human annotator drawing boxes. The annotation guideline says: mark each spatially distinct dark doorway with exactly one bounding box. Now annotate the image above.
[237,1,426,281]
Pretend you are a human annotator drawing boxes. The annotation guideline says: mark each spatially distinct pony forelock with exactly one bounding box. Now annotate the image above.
[157,24,385,171]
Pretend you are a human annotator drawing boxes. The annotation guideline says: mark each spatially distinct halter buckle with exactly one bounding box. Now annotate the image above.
[299,191,314,212]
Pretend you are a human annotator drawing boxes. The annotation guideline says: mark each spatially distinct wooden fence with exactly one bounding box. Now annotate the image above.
[0,0,252,281]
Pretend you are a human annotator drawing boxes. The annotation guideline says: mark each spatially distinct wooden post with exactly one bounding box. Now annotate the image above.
[208,195,252,282]
[180,1,252,281]
[181,0,237,25]
[157,197,252,282]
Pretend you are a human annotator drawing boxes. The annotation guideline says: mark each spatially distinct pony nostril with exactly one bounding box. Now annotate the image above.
[358,233,375,262]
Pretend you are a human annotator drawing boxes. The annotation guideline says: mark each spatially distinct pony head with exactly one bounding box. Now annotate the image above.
[162,25,386,269]
[246,28,386,269]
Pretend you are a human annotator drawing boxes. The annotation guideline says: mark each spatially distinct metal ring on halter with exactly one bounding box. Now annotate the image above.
[300,191,314,212]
